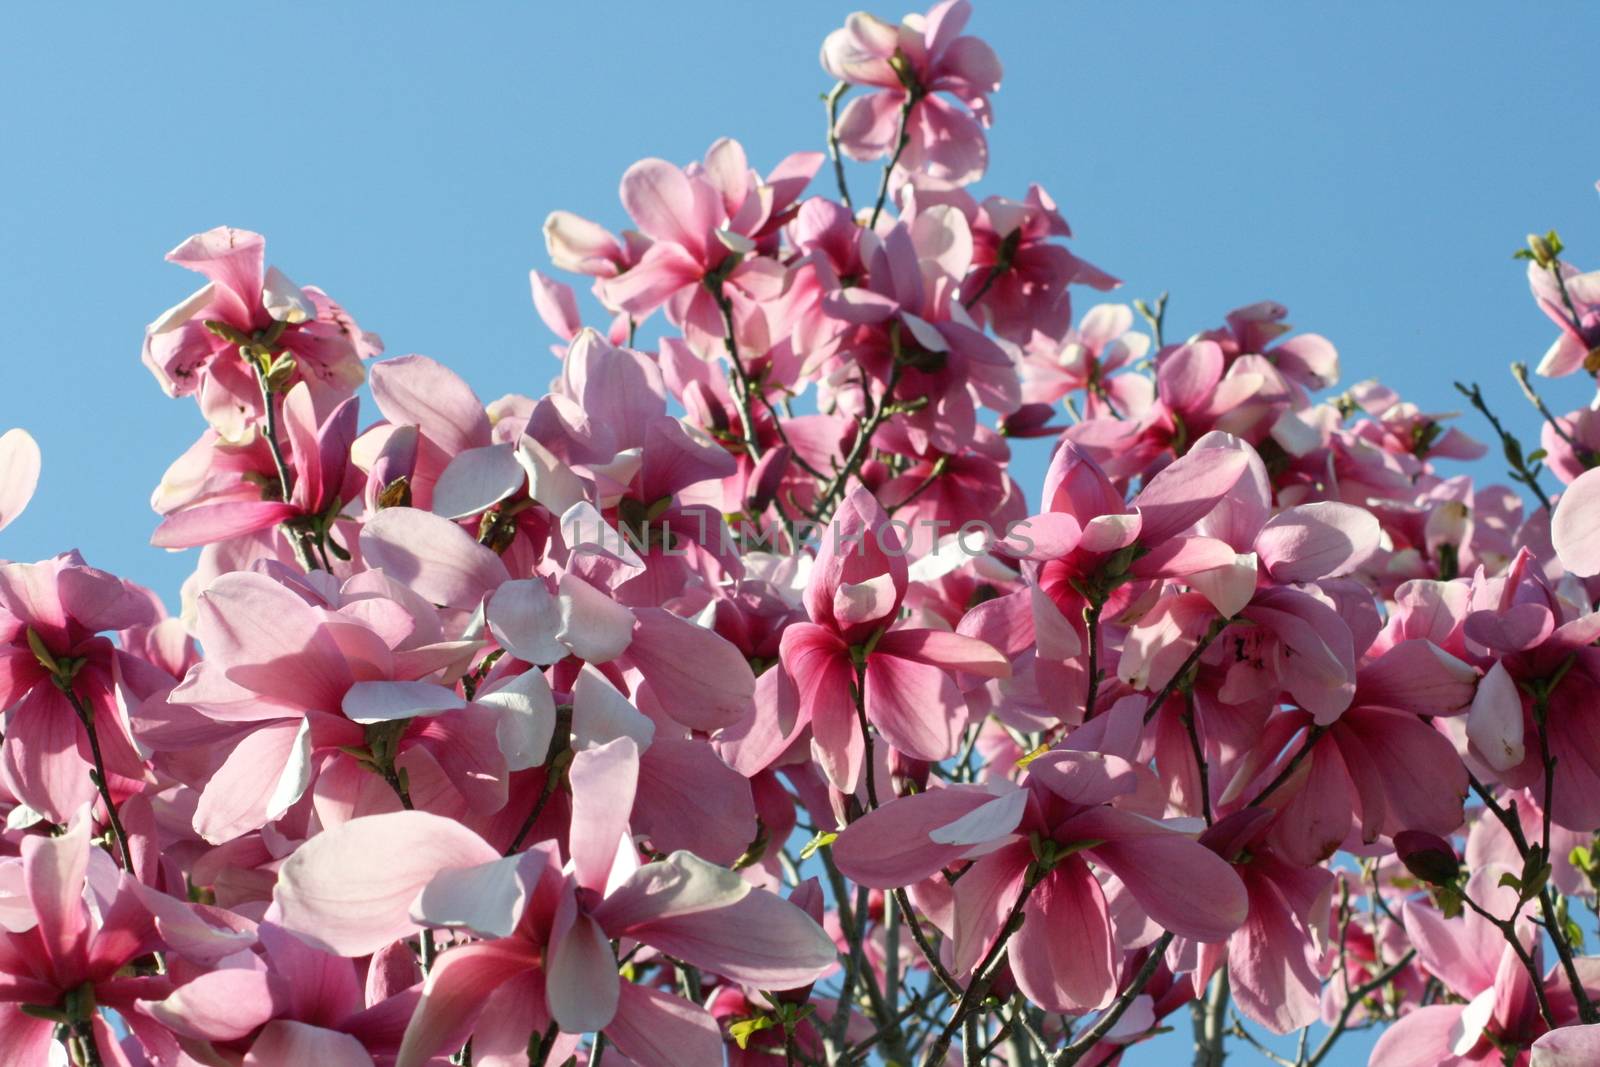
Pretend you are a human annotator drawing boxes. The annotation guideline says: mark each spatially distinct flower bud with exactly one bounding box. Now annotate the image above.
[1394,829,1460,886]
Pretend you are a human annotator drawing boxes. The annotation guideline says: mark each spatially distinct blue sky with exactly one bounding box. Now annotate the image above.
[3,5,1597,1058]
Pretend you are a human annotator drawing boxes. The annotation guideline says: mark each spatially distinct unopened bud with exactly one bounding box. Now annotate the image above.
[1394,829,1459,886]
[1527,232,1556,268]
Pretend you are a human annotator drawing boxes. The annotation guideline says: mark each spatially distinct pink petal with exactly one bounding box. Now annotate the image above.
[192,720,310,844]
[144,968,277,1041]
[1554,467,1600,577]
[530,270,582,339]
[191,570,352,711]
[1532,1024,1600,1066]
[1,683,94,822]
[568,737,639,893]
[430,444,525,521]
[546,905,619,1032]
[486,579,565,665]
[1366,1005,1474,1067]
[618,158,710,257]
[1467,660,1526,772]
[1131,438,1250,544]
[864,652,964,762]
[243,1020,375,1067]
[410,851,546,941]
[1024,750,1139,807]
[633,740,757,866]
[832,786,1006,887]
[606,980,724,1067]
[1009,857,1117,1012]
[950,843,1032,976]
[22,816,90,975]
[623,609,755,731]
[358,507,507,611]
[557,573,637,664]
[1254,502,1379,583]
[395,940,540,1067]
[778,622,859,790]
[873,628,1010,679]
[341,680,464,725]
[0,429,41,532]
[273,811,500,956]
[1072,808,1249,943]
[369,355,491,455]
[617,862,838,987]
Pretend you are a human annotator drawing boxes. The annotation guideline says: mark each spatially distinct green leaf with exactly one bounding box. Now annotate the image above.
[798,831,837,860]
[728,1015,776,1050]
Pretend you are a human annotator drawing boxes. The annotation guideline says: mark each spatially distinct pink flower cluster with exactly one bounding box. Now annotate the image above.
[4,3,1600,1065]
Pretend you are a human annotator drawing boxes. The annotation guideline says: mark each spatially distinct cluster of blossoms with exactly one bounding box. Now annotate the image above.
[7,3,1600,1065]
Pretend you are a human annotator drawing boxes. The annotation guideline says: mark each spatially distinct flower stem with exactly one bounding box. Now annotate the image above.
[60,685,134,874]
[825,81,854,211]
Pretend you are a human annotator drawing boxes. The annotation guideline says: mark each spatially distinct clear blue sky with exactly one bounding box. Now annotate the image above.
[3,5,1598,1058]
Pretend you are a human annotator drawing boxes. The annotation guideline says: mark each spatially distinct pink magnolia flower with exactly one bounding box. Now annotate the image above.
[271,807,835,1067]
[594,140,819,339]
[833,750,1248,1012]
[998,434,1252,718]
[775,487,1009,791]
[141,226,380,439]
[1368,871,1558,1066]
[1021,304,1151,417]
[0,815,169,1063]
[143,921,422,1067]
[823,0,1002,185]
[1527,259,1600,378]
[151,382,360,555]
[0,552,161,821]
[961,186,1119,345]
[1186,809,1332,1035]
[171,568,495,841]
[820,218,1021,454]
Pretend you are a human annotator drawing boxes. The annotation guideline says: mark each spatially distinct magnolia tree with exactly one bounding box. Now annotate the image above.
[6,4,1600,1067]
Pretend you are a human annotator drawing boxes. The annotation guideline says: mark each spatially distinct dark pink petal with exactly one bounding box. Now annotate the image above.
[864,652,964,762]
[950,843,1032,976]
[873,627,1010,680]
[1071,808,1249,942]
[1228,870,1323,1035]
[606,980,724,1067]
[633,739,757,866]
[1132,440,1250,544]
[1009,858,1116,1012]
[832,786,1008,888]
[395,940,540,1067]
